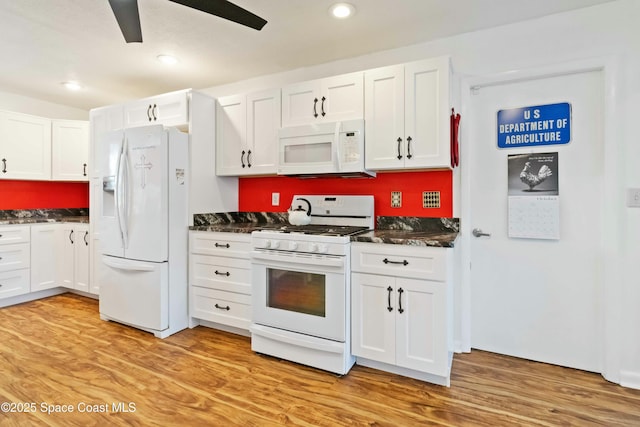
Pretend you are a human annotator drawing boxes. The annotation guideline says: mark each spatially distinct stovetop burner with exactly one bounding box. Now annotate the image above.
[256,224,370,237]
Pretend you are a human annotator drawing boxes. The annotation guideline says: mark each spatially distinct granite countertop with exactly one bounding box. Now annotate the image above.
[351,216,459,248]
[191,212,459,248]
[0,209,89,225]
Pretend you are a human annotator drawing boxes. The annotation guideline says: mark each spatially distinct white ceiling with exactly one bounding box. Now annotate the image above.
[0,0,615,111]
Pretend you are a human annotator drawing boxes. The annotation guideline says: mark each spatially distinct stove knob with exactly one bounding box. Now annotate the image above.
[318,244,328,253]
[263,239,272,249]
[289,241,298,250]
[309,243,318,252]
[271,240,280,249]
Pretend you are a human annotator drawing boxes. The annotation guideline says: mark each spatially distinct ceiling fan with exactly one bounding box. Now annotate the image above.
[108,0,267,43]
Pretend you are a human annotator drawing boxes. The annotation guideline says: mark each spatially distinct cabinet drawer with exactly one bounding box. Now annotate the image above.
[0,226,30,245]
[0,268,30,299]
[351,242,447,281]
[0,243,30,272]
[191,287,251,330]
[190,254,251,294]
[190,232,251,259]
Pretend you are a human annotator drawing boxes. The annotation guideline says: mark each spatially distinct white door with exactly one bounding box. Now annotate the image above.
[246,88,280,175]
[59,224,75,288]
[0,111,51,180]
[320,73,364,123]
[468,69,604,372]
[122,125,168,262]
[99,130,125,258]
[51,120,89,181]
[215,95,247,176]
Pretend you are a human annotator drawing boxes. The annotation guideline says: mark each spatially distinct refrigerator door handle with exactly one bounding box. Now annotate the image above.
[120,138,130,249]
[102,256,155,272]
[114,137,125,248]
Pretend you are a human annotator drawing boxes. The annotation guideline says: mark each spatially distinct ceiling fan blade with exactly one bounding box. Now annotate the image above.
[169,0,267,31]
[108,0,143,43]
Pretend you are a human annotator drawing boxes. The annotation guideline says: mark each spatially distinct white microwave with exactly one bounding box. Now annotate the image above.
[277,119,375,177]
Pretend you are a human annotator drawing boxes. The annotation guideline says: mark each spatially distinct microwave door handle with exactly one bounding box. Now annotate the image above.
[334,121,342,171]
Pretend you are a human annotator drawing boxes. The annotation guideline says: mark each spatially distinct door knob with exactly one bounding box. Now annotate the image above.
[472,228,491,238]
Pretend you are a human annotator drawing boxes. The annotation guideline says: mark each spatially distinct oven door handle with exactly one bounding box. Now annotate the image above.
[251,251,345,269]
[250,324,343,354]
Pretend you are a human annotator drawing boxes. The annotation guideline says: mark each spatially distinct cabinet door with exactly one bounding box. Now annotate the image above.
[320,72,364,123]
[246,88,280,175]
[74,225,90,293]
[404,57,451,169]
[0,111,51,180]
[125,91,189,128]
[215,95,247,176]
[52,120,90,181]
[59,224,75,288]
[351,272,396,364]
[281,81,319,127]
[90,105,123,178]
[30,225,60,291]
[364,65,405,170]
[395,277,448,375]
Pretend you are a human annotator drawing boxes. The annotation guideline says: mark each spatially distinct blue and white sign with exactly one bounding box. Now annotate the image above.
[497,102,571,148]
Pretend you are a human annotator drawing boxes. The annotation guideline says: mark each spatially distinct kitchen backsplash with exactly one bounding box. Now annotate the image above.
[0,180,89,210]
[239,170,452,217]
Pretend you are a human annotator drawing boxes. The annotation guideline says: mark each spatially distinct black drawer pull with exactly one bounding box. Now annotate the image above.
[214,243,230,248]
[214,270,230,277]
[215,303,230,311]
[383,258,408,266]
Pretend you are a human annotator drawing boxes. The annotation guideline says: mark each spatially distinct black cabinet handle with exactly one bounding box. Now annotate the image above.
[398,288,404,314]
[396,138,403,160]
[69,230,74,244]
[147,105,153,122]
[83,163,87,176]
[214,243,230,248]
[247,150,252,168]
[152,104,158,120]
[214,270,230,277]
[313,98,318,118]
[214,303,231,311]
[387,286,393,312]
[241,150,246,168]
[383,258,408,266]
[1,158,6,173]
[321,96,326,117]
[84,231,89,246]
[406,136,413,159]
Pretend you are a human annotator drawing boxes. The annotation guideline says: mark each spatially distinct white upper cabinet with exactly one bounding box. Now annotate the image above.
[281,72,363,127]
[124,90,189,128]
[0,111,51,180]
[216,88,280,176]
[365,56,451,170]
[51,120,90,181]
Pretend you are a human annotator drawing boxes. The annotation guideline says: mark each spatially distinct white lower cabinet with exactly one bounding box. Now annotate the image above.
[351,242,452,385]
[0,225,30,299]
[30,224,59,291]
[189,231,252,332]
[59,224,90,293]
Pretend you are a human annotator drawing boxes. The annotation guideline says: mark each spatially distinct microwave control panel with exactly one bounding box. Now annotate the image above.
[341,131,361,162]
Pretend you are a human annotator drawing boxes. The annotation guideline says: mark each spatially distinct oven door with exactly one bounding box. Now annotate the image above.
[251,250,346,342]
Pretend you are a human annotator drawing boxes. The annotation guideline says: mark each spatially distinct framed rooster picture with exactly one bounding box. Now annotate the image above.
[507,152,559,195]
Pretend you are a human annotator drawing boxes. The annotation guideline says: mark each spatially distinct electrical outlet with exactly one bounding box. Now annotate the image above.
[423,191,441,208]
[271,192,280,206]
[627,188,640,208]
[391,191,402,208]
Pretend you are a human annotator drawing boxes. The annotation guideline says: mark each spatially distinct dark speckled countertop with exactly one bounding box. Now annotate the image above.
[0,209,89,225]
[191,212,459,248]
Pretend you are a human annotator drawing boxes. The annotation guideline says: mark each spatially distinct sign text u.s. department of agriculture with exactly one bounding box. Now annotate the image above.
[497,102,571,148]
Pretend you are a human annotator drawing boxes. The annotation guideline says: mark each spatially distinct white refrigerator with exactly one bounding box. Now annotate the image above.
[98,125,188,338]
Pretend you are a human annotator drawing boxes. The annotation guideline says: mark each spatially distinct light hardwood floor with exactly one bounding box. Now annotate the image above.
[0,293,639,426]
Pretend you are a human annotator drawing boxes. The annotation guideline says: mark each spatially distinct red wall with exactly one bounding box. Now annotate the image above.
[239,170,452,217]
[0,180,89,210]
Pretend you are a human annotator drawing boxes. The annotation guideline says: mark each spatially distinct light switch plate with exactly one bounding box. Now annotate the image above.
[391,191,402,208]
[627,188,640,208]
[272,192,280,206]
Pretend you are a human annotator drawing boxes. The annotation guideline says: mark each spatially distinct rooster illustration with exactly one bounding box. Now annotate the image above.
[519,161,553,191]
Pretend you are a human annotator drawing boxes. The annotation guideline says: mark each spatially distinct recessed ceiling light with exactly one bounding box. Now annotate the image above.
[329,3,355,19]
[157,54,179,65]
[61,81,82,91]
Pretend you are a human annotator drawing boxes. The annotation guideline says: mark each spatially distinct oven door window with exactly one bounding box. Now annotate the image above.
[267,268,325,317]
